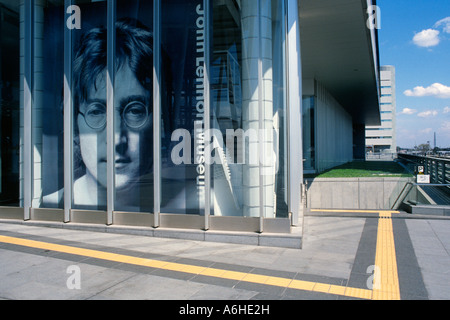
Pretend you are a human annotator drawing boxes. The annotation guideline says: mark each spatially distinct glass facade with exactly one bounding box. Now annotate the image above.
[0,0,301,233]
[0,1,20,207]
[39,0,65,209]
[160,0,204,215]
[209,0,288,219]
[70,0,108,211]
[114,1,154,213]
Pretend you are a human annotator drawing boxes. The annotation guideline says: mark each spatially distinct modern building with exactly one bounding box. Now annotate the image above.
[0,0,380,246]
[366,65,396,155]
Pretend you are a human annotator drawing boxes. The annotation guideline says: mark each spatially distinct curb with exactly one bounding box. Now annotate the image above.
[0,219,302,249]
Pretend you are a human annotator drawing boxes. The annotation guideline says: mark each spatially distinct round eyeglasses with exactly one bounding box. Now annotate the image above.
[78,101,150,130]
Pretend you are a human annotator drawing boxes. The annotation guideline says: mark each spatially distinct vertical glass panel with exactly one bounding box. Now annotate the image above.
[71,0,107,210]
[160,0,206,215]
[302,96,315,171]
[113,0,154,212]
[210,0,244,217]
[0,1,20,207]
[210,0,288,218]
[37,0,65,209]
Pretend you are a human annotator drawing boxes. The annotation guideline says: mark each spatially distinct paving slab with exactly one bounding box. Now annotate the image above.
[0,212,448,301]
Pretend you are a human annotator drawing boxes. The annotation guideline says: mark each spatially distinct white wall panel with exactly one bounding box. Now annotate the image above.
[315,81,353,172]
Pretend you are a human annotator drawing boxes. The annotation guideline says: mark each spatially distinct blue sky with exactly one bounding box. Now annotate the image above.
[377,0,450,148]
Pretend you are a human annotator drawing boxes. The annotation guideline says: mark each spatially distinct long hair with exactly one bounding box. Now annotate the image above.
[71,18,153,179]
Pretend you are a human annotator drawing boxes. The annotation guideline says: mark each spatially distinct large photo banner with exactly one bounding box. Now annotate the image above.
[41,0,208,214]
[42,0,155,213]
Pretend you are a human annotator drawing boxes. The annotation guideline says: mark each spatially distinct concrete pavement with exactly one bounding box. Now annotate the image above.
[0,210,449,302]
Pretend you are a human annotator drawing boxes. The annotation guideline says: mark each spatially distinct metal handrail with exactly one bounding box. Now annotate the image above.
[391,181,413,210]
[398,154,450,185]
[415,183,450,187]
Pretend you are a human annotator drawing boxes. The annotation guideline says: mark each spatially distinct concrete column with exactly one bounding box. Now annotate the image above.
[241,0,275,218]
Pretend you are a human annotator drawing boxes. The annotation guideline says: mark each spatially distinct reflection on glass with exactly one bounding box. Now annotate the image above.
[0,1,20,207]
[160,0,205,215]
[211,0,288,218]
[211,0,244,217]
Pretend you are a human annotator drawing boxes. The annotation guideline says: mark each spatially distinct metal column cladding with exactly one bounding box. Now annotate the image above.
[23,0,34,221]
[286,0,303,226]
[153,0,161,228]
[64,0,74,223]
[106,0,116,225]
[203,0,212,230]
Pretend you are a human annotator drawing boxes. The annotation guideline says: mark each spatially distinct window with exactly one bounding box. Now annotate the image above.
[37,0,65,209]
[69,0,108,210]
[0,1,20,207]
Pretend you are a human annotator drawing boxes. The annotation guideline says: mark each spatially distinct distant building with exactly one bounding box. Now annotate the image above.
[366,65,397,155]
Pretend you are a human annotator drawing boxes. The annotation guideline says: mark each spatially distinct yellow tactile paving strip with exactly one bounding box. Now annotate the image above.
[0,210,401,300]
[311,209,401,300]
[373,211,400,300]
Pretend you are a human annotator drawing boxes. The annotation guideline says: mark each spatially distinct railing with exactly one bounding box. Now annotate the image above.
[398,153,450,185]
[392,181,450,208]
[366,152,397,160]
[397,154,450,205]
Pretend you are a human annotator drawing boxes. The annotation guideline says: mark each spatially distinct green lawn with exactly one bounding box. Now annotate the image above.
[311,161,413,178]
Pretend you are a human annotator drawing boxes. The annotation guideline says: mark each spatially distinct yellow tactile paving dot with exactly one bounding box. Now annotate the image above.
[311,209,401,214]
[198,267,227,278]
[264,276,292,287]
[372,211,401,300]
[0,210,402,300]
[288,279,316,291]
[139,258,170,269]
[312,283,331,294]
[328,284,347,296]
[221,270,248,282]
[241,273,270,284]
[345,287,373,300]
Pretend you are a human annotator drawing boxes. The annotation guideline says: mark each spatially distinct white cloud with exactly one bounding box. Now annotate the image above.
[420,128,433,134]
[413,29,440,47]
[434,17,450,34]
[398,107,417,115]
[417,110,438,118]
[404,83,450,99]
[440,121,450,132]
[443,106,450,114]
